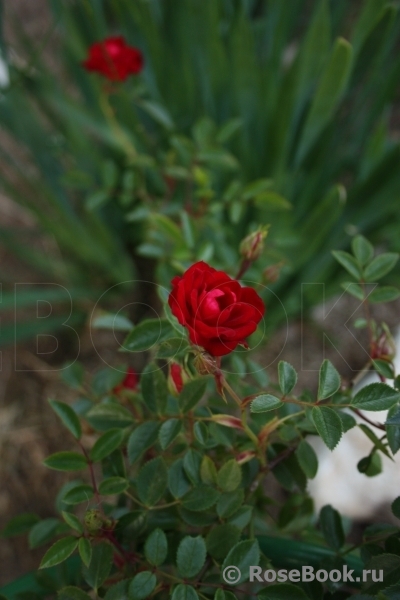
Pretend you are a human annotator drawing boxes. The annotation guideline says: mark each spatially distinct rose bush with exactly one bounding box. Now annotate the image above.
[2,237,400,599]
[168,261,265,357]
[82,36,143,81]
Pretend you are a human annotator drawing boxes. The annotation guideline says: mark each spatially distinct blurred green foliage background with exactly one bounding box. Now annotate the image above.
[1,0,400,344]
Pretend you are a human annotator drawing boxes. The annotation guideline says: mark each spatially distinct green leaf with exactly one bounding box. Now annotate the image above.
[29,518,61,549]
[386,406,400,426]
[253,191,292,210]
[217,118,243,144]
[221,540,260,584]
[40,536,78,569]
[43,451,87,472]
[352,235,374,266]
[85,189,109,210]
[250,394,283,413]
[127,421,160,464]
[99,476,129,495]
[159,419,182,450]
[217,459,242,492]
[181,210,195,249]
[63,484,94,505]
[312,406,342,450]
[137,458,168,506]
[228,506,253,530]
[206,524,241,560]
[386,405,400,455]
[369,286,400,304]
[61,512,83,534]
[258,583,310,599]
[92,368,125,396]
[168,458,191,498]
[183,449,202,485]
[89,429,126,462]
[104,581,130,600]
[141,364,168,413]
[358,424,392,459]
[82,541,113,589]
[139,100,174,130]
[392,497,400,519]
[194,421,209,445]
[180,508,215,527]
[295,440,318,479]
[351,383,400,411]
[129,571,157,600]
[358,452,382,477]
[78,537,92,568]
[123,319,173,352]
[278,361,297,395]
[49,400,81,439]
[171,585,199,600]
[319,504,345,551]
[364,253,399,281]
[58,587,92,600]
[372,359,395,379]
[1,513,39,538]
[156,337,189,359]
[61,362,85,390]
[341,281,365,300]
[296,38,353,164]
[200,456,218,485]
[217,490,245,518]
[179,378,208,412]
[92,313,133,332]
[332,250,362,280]
[318,359,341,400]
[363,554,400,594]
[182,485,220,511]
[86,403,134,430]
[177,535,207,578]
[242,178,272,200]
[145,528,168,566]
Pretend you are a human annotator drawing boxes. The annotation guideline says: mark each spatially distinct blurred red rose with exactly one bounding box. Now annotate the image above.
[168,362,191,395]
[113,367,139,394]
[83,36,143,81]
[168,261,265,357]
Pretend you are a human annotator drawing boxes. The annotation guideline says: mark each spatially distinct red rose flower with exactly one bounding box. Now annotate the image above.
[83,36,143,81]
[168,261,265,357]
[113,367,139,394]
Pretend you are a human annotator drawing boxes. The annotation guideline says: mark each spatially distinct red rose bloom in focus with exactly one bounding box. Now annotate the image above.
[83,36,143,81]
[168,261,265,357]
[113,367,139,394]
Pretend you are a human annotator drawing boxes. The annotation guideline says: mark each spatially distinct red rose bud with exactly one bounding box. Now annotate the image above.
[263,261,284,284]
[239,228,268,261]
[168,261,265,357]
[236,450,256,465]
[210,414,244,430]
[168,362,190,395]
[113,367,139,394]
[83,36,143,81]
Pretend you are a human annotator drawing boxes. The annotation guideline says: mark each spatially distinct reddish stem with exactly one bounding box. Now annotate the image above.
[351,407,385,431]
[79,442,104,514]
[235,258,252,280]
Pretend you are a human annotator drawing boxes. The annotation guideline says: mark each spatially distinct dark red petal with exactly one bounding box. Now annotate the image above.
[240,287,265,319]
